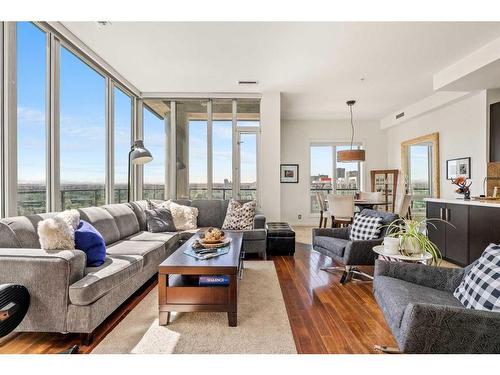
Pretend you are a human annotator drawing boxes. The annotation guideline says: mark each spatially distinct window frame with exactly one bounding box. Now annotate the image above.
[0,21,141,217]
[309,141,364,214]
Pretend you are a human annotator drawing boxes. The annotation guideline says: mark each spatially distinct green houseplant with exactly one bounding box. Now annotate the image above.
[384,217,453,265]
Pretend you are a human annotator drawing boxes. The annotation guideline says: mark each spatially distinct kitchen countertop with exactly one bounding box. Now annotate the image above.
[424,197,500,208]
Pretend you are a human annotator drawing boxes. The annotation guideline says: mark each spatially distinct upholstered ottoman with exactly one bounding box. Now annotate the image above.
[266,222,295,256]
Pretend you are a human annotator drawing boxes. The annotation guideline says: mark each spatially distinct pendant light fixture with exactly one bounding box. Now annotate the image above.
[337,100,366,162]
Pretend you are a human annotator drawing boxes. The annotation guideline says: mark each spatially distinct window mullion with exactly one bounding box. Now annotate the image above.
[106,78,114,204]
[207,99,213,199]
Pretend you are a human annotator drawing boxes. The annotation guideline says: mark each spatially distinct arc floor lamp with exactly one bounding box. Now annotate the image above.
[127,140,153,202]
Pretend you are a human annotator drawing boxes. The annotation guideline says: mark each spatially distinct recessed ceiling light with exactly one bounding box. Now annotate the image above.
[237,80,259,85]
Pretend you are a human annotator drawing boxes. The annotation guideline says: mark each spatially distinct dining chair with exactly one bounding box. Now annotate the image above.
[315,191,330,228]
[326,194,355,228]
[394,194,412,219]
[359,191,384,202]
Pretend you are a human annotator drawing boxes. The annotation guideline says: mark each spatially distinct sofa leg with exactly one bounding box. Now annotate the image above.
[80,332,94,346]
[374,345,401,354]
[322,266,373,285]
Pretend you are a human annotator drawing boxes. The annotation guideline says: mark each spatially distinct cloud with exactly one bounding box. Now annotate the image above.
[17,106,45,126]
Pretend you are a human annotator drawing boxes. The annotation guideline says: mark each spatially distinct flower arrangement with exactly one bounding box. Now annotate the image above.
[451,176,471,200]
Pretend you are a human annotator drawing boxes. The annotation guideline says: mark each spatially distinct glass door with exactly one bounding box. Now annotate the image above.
[408,142,433,218]
[236,131,258,200]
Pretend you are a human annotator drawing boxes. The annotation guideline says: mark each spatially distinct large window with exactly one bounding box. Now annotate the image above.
[143,106,166,200]
[60,46,106,209]
[113,87,133,203]
[175,98,259,200]
[310,144,361,213]
[16,22,47,215]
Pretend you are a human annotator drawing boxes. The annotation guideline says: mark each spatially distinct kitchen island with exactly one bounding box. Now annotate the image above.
[425,197,500,266]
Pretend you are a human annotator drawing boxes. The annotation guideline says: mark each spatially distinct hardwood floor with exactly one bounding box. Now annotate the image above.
[0,226,397,354]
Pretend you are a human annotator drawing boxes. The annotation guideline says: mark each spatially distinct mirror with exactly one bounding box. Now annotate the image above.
[401,133,440,217]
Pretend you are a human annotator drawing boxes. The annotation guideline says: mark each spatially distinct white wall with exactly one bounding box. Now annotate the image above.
[260,92,282,221]
[280,119,388,225]
[386,90,488,199]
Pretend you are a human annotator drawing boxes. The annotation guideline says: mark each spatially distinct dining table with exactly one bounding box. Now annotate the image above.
[324,199,392,211]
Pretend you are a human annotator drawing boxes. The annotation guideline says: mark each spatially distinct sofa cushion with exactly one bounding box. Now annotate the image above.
[0,213,55,248]
[313,236,349,257]
[69,254,143,306]
[103,203,140,239]
[191,200,224,227]
[127,230,176,242]
[106,240,166,267]
[0,222,21,248]
[373,275,463,329]
[127,200,149,231]
[78,207,121,245]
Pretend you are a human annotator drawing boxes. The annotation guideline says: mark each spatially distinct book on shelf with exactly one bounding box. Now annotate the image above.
[199,275,230,286]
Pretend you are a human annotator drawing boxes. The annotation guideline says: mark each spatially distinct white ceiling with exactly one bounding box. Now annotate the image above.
[62,22,500,120]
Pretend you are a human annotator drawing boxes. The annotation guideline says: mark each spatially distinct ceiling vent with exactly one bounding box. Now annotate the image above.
[396,112,405,120]
[97,21,112,27]
[237,80,258,85]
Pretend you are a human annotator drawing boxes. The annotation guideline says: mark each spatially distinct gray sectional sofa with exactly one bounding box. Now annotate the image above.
[0,199,266,340]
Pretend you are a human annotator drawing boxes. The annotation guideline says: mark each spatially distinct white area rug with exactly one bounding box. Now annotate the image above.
[92,261,297,354]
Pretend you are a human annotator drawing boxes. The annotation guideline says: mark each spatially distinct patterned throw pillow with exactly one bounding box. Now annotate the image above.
[145,208,176,233]
[454,244,500,311]
[349,214,383,241]
[222,200,256,230]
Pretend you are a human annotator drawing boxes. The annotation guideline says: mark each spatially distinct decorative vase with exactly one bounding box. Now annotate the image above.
[400,237,422,254]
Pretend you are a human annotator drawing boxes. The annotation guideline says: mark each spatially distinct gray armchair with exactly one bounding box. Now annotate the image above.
[373,260,500,353]
[312,209,398,284]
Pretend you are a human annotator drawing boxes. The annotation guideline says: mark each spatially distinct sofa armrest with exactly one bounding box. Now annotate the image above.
[343,238,383,265]
[312,227,350,240]
[0,248,87,332]
[374,260,465,292]
[399,302,500,353]
[254,214,266,229]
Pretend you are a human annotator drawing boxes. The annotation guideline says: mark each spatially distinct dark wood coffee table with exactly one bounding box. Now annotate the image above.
[158,231,243,327]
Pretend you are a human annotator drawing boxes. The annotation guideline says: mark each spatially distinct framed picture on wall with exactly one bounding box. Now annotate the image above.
[446,157,471,180]
[280,164,299,183]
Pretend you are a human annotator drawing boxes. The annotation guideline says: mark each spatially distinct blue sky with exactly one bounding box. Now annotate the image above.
[17,22,257,187]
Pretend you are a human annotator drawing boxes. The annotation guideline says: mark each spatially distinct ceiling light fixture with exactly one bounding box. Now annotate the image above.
[97,21,112,28]
[337,100,366,163]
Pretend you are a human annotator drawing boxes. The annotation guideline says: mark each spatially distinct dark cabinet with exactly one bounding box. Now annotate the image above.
[426,201,446,257]
[426,201,469,266]
[469,205,500,262]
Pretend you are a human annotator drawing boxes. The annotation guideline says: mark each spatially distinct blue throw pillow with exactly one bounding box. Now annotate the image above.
[75,220,106,267]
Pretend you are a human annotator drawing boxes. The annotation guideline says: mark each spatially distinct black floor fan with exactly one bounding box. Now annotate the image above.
[0,284,79,354]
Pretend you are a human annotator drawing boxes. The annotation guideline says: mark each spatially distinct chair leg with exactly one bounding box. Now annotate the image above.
[323,217,327,228]
[374,345,401,354]
[319,211,324,228]
[322,265,373,285]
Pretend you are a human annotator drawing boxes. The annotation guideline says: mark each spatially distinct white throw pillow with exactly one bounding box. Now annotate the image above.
[37,210,80,250]
[169,202,198,230]
[222,200,256,230]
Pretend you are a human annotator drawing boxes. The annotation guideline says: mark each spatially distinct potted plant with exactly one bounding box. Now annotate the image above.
[384,218,453,265]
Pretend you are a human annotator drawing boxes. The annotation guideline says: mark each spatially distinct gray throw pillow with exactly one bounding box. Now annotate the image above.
[145,208,176,233]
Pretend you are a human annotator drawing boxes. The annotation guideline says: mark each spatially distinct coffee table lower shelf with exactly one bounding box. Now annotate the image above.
[158,273,238,327]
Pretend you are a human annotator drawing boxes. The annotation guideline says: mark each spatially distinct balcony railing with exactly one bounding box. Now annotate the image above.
[17,187,256,215]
